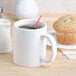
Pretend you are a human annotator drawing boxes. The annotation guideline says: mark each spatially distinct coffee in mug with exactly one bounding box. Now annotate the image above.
[19,24,41,29]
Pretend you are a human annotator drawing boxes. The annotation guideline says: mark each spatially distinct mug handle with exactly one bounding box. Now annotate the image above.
[41,34,57,63]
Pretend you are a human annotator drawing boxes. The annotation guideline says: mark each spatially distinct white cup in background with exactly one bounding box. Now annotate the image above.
[13,19,57,67]
[0,19,11,53]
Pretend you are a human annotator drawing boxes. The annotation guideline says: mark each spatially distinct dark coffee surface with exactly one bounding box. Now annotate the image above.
[19,24,41,29]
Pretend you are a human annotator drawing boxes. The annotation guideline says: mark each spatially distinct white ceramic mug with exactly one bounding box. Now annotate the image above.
[13,19,57,67]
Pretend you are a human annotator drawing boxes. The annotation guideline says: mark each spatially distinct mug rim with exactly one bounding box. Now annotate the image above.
[14,19,47,31]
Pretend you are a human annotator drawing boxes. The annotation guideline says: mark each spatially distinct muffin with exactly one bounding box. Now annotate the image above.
[53,15,76,45]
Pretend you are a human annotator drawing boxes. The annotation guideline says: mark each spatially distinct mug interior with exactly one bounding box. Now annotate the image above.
[14,19,46,30]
